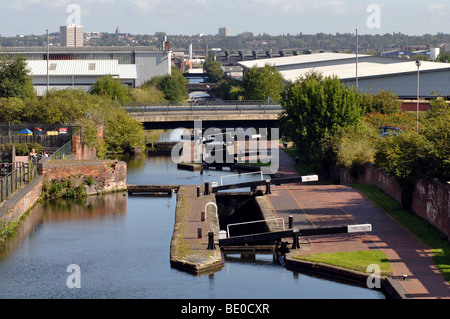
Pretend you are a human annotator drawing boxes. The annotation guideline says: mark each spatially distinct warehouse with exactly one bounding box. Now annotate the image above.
[238,53,450,99]
[26,59,138,96]
[0,46,172,90]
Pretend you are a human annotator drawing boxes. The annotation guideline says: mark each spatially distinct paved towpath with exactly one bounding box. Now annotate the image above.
[267,144,450,299]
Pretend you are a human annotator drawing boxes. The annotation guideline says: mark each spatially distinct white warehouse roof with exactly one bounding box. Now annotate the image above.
[26,60,138,79]
[237,53,450,82]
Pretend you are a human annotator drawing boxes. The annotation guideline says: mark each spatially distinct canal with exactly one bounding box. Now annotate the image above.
[0,131,386,299]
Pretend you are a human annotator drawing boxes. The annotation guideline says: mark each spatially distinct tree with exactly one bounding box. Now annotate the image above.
[203,55,224,83]
[420,96,450,182]
[374,131,434,209]
[0,55,36,101]
[145,67,188,101]
[243,64,285,100]
[0,97,26,123]
[90,75,131,103]
[362,89,401,114]
[280,71,364,171]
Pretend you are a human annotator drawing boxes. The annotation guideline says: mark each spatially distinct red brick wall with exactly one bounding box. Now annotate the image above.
[333,162,449,238]
[401,101,431,112]
[42,160,127,193]
[412,178,450,237]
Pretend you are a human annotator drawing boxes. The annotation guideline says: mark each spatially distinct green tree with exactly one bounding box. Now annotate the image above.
[90,75,131,103]
[203,55,224,83]
[0,55,36,101]
[362,89,401,114]
[420,96,450,182]
[243,64,285,100]
[0,97,26,123]
[374,131,434,209]
[146,67,188,101]
[130,85,166,102]
[280,71,364,171]
[215,77,244,100]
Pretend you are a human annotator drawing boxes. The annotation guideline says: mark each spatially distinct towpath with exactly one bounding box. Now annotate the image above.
[267,144,450,299]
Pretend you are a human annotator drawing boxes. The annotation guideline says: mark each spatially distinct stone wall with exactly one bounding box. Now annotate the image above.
[333,162,449,238]
[41,160,127,194]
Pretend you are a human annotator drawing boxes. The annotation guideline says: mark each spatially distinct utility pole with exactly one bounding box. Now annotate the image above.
[46,29,49,95]
[356,28,359,90]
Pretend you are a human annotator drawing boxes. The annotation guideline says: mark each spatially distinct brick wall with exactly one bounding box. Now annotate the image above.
[42,160,127,194]
[0,176,43,221]
[412,178,450,237]
[333,162,449,238]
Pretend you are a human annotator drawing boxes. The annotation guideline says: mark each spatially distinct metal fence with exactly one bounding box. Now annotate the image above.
[0,139,73,204]
[0,159,38,203]
[49,140,73,161]
[122,100,283,115]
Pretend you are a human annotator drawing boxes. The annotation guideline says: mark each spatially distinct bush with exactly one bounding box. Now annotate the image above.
[332,123,378,177]
[362,89,401,114]
[374,131,434,209]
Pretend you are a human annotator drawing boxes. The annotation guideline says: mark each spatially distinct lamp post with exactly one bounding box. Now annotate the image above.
[356,28,359,89]
[415,60,421,132]
[46,29,49,95]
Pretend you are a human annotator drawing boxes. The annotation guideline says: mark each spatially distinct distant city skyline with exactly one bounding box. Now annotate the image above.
[0,0,449,38]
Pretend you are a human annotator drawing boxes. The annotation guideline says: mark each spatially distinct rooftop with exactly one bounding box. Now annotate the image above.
[237,53,450,82]
[26,60,138,79]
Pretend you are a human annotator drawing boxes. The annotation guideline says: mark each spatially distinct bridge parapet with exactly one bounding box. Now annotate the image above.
[123,100,283,114]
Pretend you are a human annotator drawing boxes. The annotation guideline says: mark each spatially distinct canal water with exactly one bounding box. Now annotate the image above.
[0,131,386,299]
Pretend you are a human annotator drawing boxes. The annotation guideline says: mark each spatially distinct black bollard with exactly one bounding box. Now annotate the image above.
[289,215,293,229]
[292,228,300,249]
[265,179,271,194]
[207,230,216,250]
[197,186,200,197]
[204,181,210,195]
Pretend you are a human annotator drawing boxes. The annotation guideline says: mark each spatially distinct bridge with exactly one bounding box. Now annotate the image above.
[123,100,283,129]
[186,83,217,93]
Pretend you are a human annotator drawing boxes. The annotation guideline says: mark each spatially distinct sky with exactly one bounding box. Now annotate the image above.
[0,0,449,37]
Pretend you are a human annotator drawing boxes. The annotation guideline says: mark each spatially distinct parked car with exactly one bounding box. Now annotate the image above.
[379,126,402,138]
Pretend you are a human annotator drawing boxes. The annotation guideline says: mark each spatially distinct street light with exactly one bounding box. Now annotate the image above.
[415,60,421,132]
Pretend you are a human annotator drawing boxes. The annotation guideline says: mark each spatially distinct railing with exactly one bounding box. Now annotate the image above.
[49,140,73,161]
[0,159,38,203]
[122,100,283,115]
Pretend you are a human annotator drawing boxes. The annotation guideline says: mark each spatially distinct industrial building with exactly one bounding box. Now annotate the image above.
[237,52,450,99]
[26,60,138,96]
[0,46,172,94]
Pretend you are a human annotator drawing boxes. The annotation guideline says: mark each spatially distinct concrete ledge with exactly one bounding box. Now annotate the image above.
[284,253,411,299]
[170,185,224,275]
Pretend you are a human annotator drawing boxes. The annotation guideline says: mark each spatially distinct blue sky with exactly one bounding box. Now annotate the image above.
[0,0,449,37]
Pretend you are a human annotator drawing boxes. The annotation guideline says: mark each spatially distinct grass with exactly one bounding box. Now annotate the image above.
[294,250,392,276]
[352,184,450,282]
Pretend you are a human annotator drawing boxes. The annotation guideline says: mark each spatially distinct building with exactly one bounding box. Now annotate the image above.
[1,46,172,92]
[237,52,450,99]
[60,25,84,47]
[26,60,138,96]
[218,27,229,37]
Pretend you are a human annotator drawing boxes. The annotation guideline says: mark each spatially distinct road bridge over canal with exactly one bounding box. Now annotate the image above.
[123,100,283,129]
